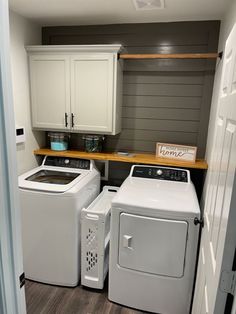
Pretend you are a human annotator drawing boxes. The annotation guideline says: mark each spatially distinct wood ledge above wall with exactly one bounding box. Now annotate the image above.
[119,52,222,59]
[34,149,208,170]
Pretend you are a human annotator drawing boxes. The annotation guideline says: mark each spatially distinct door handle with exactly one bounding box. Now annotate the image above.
[65,113,68,127]
[123,235,133,249]
[71,113,75,128]
[194,217,204,228]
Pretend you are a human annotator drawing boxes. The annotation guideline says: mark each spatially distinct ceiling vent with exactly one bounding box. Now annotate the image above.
[133,0,165,10]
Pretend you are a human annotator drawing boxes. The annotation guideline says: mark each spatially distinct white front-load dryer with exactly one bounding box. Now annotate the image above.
[109,165,200,314]
[18,156,100,286]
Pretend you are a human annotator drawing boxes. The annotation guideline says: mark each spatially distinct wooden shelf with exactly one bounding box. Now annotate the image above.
[119,53,220,59]
[34,149,208,170]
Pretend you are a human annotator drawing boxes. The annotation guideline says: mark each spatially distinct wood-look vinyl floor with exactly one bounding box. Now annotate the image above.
[25,280,147,314]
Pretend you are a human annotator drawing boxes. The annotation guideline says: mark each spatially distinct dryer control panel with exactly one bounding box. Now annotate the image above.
[132,166,189,182]
[43,156,91,170]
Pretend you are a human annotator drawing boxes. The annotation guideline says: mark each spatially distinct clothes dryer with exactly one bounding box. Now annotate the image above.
[109,165,200,314]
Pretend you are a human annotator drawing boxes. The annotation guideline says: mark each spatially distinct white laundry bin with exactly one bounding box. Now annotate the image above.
[81,186,119,289]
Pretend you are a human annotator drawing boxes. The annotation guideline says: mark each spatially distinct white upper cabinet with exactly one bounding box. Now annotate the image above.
[27,45,123,135]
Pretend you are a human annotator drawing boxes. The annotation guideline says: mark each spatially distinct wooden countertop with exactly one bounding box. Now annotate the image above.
[34,149,208,169]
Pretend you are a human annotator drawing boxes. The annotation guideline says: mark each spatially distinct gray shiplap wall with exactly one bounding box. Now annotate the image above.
[43,21,220,158]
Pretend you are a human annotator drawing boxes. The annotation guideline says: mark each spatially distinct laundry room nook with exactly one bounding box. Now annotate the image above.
[1,0,236,314]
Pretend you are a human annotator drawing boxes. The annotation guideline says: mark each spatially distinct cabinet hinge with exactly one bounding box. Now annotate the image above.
[220,270,236,296]
[19,272,25,288]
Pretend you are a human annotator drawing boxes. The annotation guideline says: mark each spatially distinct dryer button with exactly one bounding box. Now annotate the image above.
[157,169,163,176]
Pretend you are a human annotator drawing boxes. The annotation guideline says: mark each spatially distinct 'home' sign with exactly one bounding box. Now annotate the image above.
[156,143,197,162]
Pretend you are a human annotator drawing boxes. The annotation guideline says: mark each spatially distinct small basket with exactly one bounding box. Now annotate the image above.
[83,135,105,153]
[48,132,69,151]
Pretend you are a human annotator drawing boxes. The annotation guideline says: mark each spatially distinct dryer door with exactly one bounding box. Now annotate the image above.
[118,213,188,278]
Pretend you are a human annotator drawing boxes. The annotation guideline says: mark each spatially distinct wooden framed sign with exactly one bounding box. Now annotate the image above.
[156,142,197,162]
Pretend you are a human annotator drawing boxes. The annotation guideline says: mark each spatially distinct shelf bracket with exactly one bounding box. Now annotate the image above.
[218,51,223,60]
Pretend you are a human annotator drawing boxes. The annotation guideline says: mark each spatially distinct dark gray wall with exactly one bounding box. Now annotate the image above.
[43,21,220,158]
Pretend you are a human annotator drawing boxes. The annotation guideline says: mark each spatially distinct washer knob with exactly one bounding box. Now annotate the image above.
[64,159,70,164]
[157,169,163,176]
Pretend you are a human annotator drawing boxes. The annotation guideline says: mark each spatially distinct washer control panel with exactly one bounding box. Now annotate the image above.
[44,156,90,170]
[132,166,189,182]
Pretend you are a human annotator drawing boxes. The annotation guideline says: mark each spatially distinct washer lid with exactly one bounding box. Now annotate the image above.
[112,177,200,218]
[18,166,90,193]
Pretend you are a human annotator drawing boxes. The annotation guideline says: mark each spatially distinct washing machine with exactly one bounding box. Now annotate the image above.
[109,165,200,314]
[18,156,100,286]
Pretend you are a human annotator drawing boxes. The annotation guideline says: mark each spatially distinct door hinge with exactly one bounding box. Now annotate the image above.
[220,270,236,296]
[19,272,25,288]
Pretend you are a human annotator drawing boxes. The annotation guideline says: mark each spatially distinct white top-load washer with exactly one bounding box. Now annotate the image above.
[18,156,100,287]
[109,165,200,314]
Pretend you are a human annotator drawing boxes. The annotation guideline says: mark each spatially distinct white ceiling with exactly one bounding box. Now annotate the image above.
[9,0,230,26]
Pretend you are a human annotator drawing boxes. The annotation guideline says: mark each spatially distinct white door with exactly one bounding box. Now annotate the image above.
[29,54,70,130]
[70,54,114,133]
[192,23,236,314]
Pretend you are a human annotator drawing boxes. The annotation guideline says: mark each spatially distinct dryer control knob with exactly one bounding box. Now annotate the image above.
[157,169,163,176]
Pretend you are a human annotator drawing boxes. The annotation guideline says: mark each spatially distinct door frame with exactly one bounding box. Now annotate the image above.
[0,0,26,313]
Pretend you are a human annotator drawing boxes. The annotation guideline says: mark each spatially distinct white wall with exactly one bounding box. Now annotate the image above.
[9,11,45,175]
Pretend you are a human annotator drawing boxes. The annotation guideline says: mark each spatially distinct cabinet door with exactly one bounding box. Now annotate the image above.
[71,54,114,133]
[29,55,70,130]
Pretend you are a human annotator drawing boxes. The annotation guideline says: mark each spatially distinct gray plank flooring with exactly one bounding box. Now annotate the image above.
[25,280,147,314]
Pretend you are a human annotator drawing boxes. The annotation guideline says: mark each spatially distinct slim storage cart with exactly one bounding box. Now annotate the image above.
[81,186,119,289]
